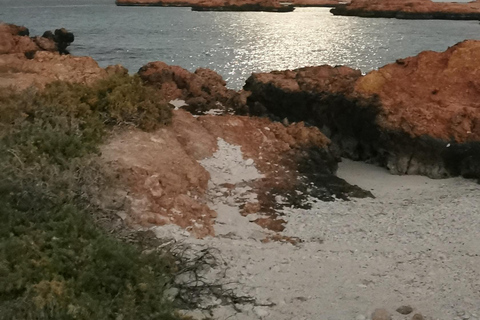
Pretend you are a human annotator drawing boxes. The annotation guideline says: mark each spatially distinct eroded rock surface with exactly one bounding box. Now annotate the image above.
[0,24,119,90]
[102,110,370,238]
[139,61,248,114]
[331,0,480,20]
[244,41,480,180]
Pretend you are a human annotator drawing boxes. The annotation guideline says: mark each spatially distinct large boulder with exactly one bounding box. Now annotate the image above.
[138,61,248,114]
[244,40,480,180]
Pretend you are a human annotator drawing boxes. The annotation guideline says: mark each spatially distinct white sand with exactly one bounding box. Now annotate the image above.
[166,147,480,320]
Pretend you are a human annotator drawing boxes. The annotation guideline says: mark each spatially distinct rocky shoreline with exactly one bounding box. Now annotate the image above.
[2,23,479,182]
[243,43,480,180]
[331,0,480,20]
[115,0,339,10]
[116,0,295,11]
[1,22,480,320]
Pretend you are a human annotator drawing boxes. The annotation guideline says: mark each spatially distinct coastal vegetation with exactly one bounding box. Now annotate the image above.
[0,74,182,319]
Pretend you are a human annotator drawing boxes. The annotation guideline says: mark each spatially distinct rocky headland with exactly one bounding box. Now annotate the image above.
[115,0,341,10]
[331,0,480,20]
[116,0,295,12]
[244,41,480,180]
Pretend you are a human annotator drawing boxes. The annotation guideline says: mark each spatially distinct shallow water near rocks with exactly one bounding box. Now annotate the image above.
[2,0,480,88]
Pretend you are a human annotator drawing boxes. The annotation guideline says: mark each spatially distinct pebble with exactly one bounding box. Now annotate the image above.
[412,314,424,320]
[396,306,414,315]
[371,308,392,320]
[356,315,367,320]
[245,158,254,166]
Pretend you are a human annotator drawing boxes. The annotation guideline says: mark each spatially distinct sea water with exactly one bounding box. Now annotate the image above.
[1,0,479,88]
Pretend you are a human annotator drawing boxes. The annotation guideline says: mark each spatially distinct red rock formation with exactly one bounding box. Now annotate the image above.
[102,109,369,238]
[355,40,480,143]
[116,0,294,11]
[331,0,480,20]
[0,52,108,90]
[139,61,248,114]
[244,41,480,179]
[0,23,116,90]
[0,23,39,54]
[115,0,339,8]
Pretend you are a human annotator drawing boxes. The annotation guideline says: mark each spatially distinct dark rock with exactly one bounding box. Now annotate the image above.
[396,306,414,315]
[24,51,36,59]
[54,28,74,54]
[16,26,29,36]
[42,30,55,40]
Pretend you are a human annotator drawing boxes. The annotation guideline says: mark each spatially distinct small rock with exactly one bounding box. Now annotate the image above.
[356,315,367,320]
[396,306,414,315]
[412,314,424,320]
[245,158,254,166]
[371,308,392,320]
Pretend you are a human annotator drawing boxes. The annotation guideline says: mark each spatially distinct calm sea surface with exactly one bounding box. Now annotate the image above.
[1,0,480,88]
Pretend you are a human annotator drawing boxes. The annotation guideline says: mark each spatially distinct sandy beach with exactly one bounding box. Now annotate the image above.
[161,150,480,320]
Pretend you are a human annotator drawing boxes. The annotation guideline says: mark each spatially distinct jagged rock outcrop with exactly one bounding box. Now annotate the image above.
[331,0,480,20]
[244,41,480,180]
[0,24,121,90]
[116,0,294,11]
[139,61,248,114]
[0,23,74,55]
[102,110,371,238]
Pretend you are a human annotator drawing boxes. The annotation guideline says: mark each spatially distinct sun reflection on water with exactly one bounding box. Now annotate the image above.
[1,4,479,89]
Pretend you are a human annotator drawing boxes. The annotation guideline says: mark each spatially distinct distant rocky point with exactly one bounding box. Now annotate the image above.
[331,0,480,20]
[115,0,340,11]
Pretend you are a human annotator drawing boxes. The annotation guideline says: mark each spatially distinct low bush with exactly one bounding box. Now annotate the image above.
[0,75,181,319]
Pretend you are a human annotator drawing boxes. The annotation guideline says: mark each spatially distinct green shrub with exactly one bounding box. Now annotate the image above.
[0,75,181,320]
